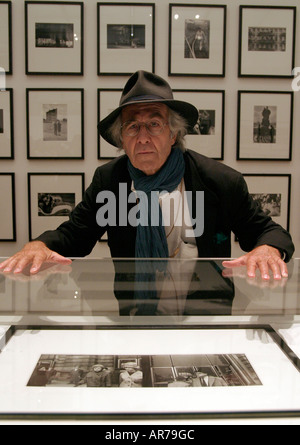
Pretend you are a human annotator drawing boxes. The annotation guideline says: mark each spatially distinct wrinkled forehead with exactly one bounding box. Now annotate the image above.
[121,103,169,122]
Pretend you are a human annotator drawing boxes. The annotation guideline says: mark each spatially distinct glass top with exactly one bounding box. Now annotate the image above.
[0,257,299,327]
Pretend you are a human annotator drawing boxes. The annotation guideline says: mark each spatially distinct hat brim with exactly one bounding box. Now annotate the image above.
[98,98,199,148]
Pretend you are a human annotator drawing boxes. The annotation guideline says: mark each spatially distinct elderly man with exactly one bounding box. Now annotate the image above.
[0,71,294,279]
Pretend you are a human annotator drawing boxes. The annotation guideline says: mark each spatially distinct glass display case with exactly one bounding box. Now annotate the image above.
[0,257,299,421]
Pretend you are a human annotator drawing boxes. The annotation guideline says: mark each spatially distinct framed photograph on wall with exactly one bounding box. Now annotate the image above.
[98,88,122,159]
[27,89,84,159]
[169,4,226,77]
[0,88,14,159]
[237,91,293,161]
[97,2,155,75]
[243,174,291,231]
[0,1,12,74]
[0,173,16,241]
[173,89,224,159]
[25,1,84,75]
[28,173,85,240]
[238,6,296,78]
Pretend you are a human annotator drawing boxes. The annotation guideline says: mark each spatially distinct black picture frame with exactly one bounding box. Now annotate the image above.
[238,6,297,78]
[0,88,14,159]
[237,91,294,161]
[243,174,291,232]
[0,1,13,75]
[28,172,85,240]
[0,173,16,242]
[169,4,227,77]
[173,89,225,160]
[98,88,123,159]
[26,88,84,160]
[25,1,84,75]
[97,2,155,76]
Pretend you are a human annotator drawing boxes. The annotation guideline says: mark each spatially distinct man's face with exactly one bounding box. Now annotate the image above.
[121,103,177,176]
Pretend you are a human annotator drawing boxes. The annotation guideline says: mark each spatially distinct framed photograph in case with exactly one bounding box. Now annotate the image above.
[98,88,122,159]
[173,89,225,159]
[0,173,16,241]
[0,1,12,74]
[238,6,296,78]
[243,174,291,231]
[169,4,226,77]
[237,91,293,161]
[25,1,84,75]
[0,325,299,419]
[97,2,155,75]
[0,88,14,159]
[28,173,85,240]
[27,89,84,159]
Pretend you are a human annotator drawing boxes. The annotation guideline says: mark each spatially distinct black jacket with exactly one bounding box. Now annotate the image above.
[36,150,294,261]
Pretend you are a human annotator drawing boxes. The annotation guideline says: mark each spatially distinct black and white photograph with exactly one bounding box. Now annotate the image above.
[0,327,300,418]
[27,353,262,388]
[243,175,291,231]
[0,173,16,241]
[173,90,224,159]
[35,23,74,48]
[239,6,296,77]
[107,24,146,49]
[0,1,12,74]
[97,3,155,75]
[28,173,84,240]
[169,4,226,77]
[253,106,277,144]
[248,27,286,52]
[38,193,75,217]
[184,19,210,59]
[27,89,84,159]
[237,91,293,161]
[43,104,68,142]
[25,1,83,75]
[0,89,14,159]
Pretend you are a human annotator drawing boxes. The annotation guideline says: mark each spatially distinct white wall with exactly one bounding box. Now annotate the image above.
[1,0,299,260]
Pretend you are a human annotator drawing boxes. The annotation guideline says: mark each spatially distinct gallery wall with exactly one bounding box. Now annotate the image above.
[0,0,299,260]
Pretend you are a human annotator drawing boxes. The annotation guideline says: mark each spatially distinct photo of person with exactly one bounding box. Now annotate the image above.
[107,25,146,49]
[253,105,277,143]
[184,19,210,59]
[43,104,68,141]
[38,193,75,217]
[191,109,215,135]
[248,27,287,52]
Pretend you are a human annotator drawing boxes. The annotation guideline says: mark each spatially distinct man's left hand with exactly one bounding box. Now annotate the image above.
[222,245,288,280]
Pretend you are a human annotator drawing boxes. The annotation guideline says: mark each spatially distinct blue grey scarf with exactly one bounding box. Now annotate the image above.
[127,147,185,258]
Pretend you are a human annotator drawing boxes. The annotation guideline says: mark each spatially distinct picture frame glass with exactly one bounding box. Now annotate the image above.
[98,89,122,159]
[173,90,224,159]
[0,174,15,241]
[28,174,84,240]
[0,90,13,159]
[26,2,83,75]
[239,7,296,77]
[27,90,83,159]
[169,5,226,76]
[238,92,293,160]
[0,2,11,73]
[98,3,154,75]
[0,327,299,416]
[243,175,290,230]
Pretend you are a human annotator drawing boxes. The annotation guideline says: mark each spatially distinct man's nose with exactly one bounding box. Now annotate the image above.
[136,123,151,142]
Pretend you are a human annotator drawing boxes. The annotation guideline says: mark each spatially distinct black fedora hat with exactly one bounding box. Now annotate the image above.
[98,70,199,147]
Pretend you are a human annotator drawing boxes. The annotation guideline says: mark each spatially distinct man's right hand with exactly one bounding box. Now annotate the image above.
[0,241,72,274]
